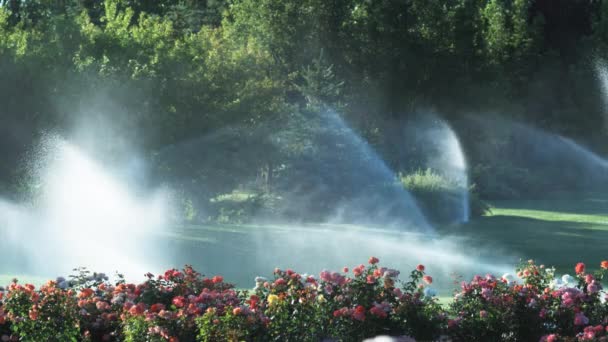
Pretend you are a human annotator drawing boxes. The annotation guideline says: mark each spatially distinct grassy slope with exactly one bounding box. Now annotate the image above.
[453,196,608,274]
[160,196,608,284]
[4,196,606,291]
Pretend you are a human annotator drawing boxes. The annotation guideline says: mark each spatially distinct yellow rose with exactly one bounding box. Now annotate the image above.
[267,294,279,306]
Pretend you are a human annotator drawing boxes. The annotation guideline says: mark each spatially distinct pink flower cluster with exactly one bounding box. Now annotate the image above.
[452,260,608,342]
[2,258,608,341]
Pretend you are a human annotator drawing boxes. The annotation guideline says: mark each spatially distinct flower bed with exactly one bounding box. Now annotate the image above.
[1,258,608,341]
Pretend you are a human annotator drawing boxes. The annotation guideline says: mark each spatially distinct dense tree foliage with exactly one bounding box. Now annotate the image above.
[1,0,608,217]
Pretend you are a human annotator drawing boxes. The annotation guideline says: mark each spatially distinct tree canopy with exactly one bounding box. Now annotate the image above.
[1,0,608,212]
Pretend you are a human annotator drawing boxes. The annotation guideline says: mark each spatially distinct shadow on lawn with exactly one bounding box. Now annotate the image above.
[157,200,608,287]
[493,197,608,216]
[457,215,608,272]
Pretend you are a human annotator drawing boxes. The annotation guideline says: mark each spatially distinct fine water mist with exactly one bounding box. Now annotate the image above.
[596,60,608,116]
[155,109,515,291]
[469,115,608,197]
[166,222,516,292]
[157,109,433,232]
[303,110,433,232]
[402,115,470,223]
[0,135,173,280]
[0,108,518,293]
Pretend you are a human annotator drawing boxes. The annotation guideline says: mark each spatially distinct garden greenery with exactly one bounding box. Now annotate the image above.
[1,0,608,207]
[1,258,608,341]
[400,169,489,222]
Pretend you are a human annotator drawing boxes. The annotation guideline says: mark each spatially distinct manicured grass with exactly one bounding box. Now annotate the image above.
[161,195,608,289]
[160,222,468,295]
[5,195,602,298]
[451,196,608,274]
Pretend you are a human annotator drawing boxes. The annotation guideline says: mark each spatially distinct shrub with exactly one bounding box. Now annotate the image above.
[449,260,608,341]
[401,168,460,193]
[208,191,280,224]
[3,281,80,342]
[196,305,267,341]
[471,163,551,200]
[200,259,444,341]
[0,259,443,342]
[400,169,489,222]
[0,288,14,342]
[4,259,608,341]
[319,263,445,341]
[118,266,241,342]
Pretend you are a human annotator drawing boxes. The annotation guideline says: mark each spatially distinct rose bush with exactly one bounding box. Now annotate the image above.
[1,259,608,341]
[450,260,608,342]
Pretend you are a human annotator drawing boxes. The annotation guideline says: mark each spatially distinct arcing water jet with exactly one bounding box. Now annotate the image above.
[396,114,470,224]
[0,135,172,280]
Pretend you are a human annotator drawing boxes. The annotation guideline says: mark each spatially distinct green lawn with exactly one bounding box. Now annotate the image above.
[160,195,608,289]
[451,196,608,274]
[4,195,606,294]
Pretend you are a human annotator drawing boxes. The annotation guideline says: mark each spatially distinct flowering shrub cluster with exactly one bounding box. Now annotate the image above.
[0,258,440,342]
[1,259,608,341]
[450,260,608,342]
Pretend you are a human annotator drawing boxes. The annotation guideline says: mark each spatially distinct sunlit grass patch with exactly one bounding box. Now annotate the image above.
[453,196,608,274]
